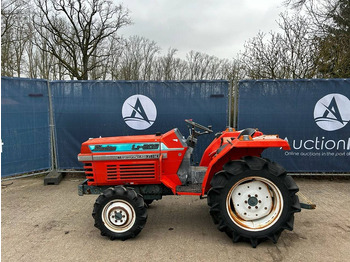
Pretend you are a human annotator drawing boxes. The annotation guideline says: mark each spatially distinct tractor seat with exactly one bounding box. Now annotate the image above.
[237,128,256,139]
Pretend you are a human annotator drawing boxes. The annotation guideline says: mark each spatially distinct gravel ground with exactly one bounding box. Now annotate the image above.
[1,175,350,262]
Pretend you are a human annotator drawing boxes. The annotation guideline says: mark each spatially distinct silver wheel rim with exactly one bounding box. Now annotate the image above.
[226,176,283,232]
[102,199,136,233]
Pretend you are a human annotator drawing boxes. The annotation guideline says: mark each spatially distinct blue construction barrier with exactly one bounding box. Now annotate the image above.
[238,79,350,172]
[5,77,349,176]
[50,80,229,169]
[1,77,51,177]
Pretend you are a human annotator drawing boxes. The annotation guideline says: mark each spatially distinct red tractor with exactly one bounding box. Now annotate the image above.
[78,120,303,247]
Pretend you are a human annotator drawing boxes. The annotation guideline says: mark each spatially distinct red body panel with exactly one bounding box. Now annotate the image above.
[78,128,290,196]
[78,129,186,193]
[199,131,290,194]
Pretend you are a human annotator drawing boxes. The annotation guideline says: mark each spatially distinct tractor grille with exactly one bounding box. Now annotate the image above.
[119,163,156,179]
[106,162,156,181]
[106,165,118,180]
[84,163,95,183]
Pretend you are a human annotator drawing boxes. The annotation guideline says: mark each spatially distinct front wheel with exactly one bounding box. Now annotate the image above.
[92,186,147,240]
[207,156,301,247]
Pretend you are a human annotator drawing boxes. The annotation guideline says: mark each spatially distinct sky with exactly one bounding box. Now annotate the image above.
[119,0,287,60]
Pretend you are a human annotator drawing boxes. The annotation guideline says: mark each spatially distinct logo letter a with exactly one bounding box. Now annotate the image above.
[322,97,343,124]
[129,98,151,124]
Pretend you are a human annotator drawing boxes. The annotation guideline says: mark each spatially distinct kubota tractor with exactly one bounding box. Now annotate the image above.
[78,119,304,247]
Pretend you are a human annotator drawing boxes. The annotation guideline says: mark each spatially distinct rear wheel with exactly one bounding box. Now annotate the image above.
[92,186,147,240]
[207,156,300,247]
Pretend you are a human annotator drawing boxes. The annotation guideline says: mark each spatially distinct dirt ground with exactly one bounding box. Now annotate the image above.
[1,175,350,262]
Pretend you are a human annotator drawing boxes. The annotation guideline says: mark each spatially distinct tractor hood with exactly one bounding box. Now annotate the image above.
[77,128,188,188]
[78,128,188,158]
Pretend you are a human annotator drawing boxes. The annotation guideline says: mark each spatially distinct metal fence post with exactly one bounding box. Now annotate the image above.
[228,81,233,127]
[44,80,62,185]
[233,80,239,130]
[47,80,57,169]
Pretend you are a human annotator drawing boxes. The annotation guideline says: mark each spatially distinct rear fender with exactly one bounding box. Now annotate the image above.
[201,137,290,195]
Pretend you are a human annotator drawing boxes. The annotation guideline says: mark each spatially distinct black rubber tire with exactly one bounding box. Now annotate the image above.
[92,186,147,240]
[207,156,301,248]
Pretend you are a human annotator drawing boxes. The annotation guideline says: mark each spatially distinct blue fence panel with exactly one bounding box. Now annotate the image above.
[51,80,229,169]
[238,79,350,172]
[1,77,51,177]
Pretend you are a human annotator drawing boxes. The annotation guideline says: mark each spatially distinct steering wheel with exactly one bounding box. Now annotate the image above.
[185,119,213,133]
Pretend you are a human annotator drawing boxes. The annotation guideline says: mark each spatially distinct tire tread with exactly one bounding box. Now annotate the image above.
[207,156,300,248]
[92,185,147,241]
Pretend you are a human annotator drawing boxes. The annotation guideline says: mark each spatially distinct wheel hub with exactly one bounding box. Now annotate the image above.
[102,200,136,233]
[110,208,128,226]
[231,180,273,221]
[248,196,258,206]
[114,211,123,220]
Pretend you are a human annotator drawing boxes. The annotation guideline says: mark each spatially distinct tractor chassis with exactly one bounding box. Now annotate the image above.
[78,179,316,209]
[78,179,173,202]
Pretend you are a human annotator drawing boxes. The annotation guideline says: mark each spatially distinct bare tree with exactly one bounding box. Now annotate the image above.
[240,12,318,79]
[140,37,161,80]
[0,0,247,82]
[1,0,26,38]
[171,58,189,80]
[218,58,243,82]
[152,48,179,80]
[115,36,160,80]
[240,31,285,79]
[105,38,123,80]
[1,0,30,77]
[278,13,318,78]
[186,51,240,80]
[32,0,131,80]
